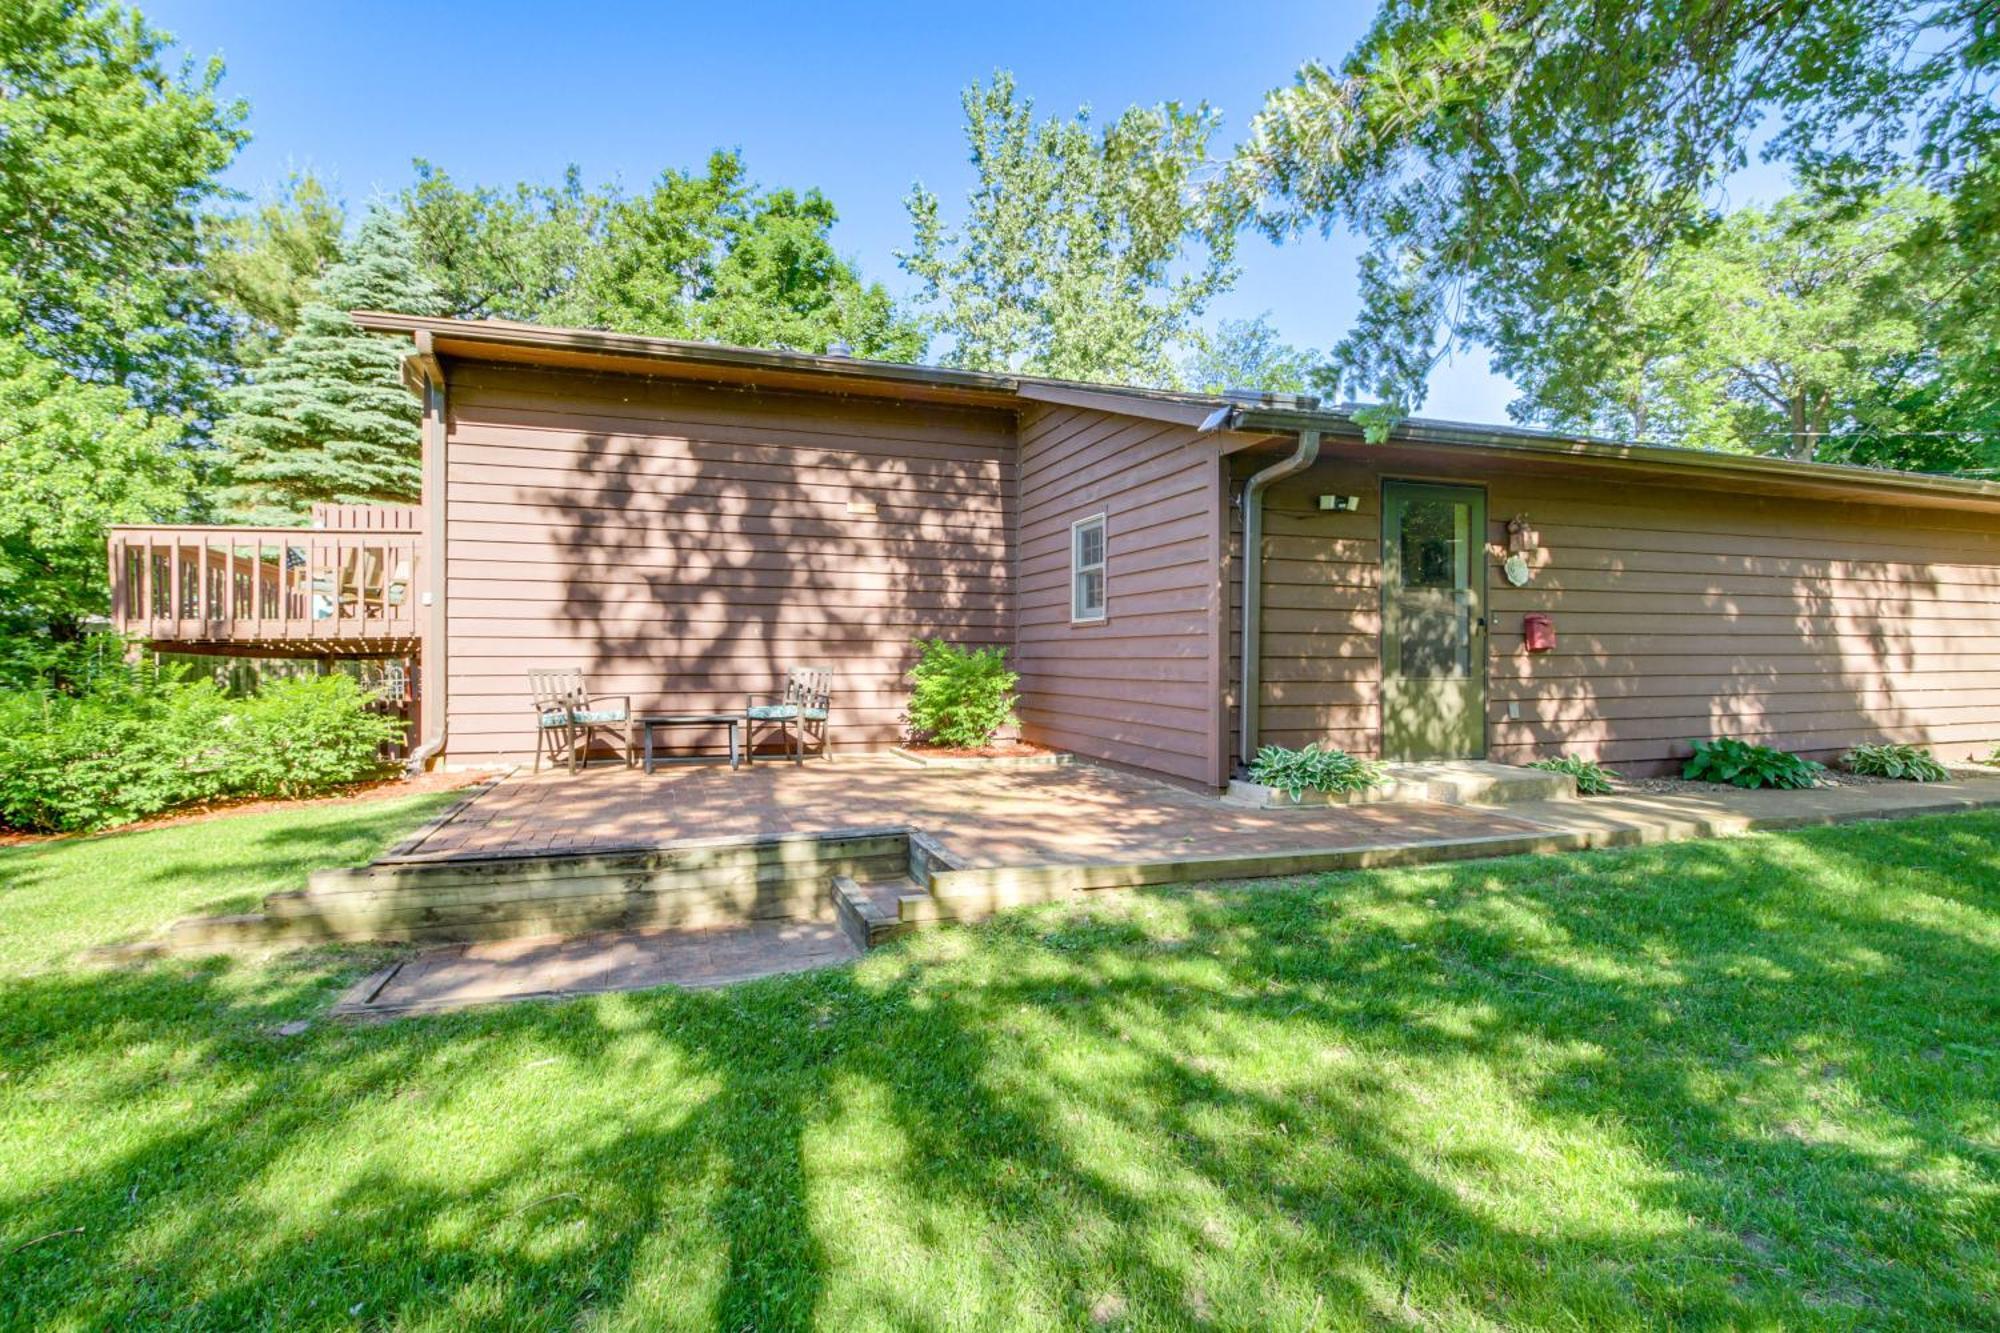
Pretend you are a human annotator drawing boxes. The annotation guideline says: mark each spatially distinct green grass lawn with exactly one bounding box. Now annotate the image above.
[2,799,1996,1329]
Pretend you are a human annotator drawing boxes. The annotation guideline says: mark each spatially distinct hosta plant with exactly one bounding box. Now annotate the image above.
[1528,754,1621,796]
[1682,737,1825,790]
[1842,743,1949,783]
[1248,743,1387,802]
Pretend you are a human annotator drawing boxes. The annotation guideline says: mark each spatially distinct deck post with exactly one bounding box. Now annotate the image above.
[107,537,122,635]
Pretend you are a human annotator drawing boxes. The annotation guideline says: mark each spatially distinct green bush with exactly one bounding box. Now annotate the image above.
[0,672,402,833]
[1528,754,1622,796]
[904,639,1019,749]
[1842,742,1949,782]
[1682,737,1826,790]
[1248,743,1387,801]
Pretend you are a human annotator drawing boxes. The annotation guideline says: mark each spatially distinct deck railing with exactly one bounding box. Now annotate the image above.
[108,523,423,649]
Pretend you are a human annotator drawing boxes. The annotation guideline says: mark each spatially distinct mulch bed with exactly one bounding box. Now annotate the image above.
[0,770,502,846]
[899,742,1063,761]
[1618,769,1933,797]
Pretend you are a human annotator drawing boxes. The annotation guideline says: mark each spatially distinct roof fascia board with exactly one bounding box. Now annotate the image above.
[1016,380,1222,429]
[352,311,1019,400]
[1227,407,2000,509]
[350,312,2000,510]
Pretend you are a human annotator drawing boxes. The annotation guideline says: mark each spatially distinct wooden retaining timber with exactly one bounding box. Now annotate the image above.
[112,772,2000,965]
[139,828,915,954]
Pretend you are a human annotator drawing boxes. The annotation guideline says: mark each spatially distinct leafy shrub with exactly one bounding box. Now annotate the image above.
[1681,737,1826,790]
[904,639,1019,749]
[1248,743,1387,801]
[0,632,132,693]
[1842,742,1949,783]
[1528,754,1621,796]
[0,672,402,833]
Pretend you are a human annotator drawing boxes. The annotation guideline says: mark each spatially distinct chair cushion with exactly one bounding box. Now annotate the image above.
[572,707,627,724]
[803,707,828,722]
[537,709,570,728]
[747,704,799,721]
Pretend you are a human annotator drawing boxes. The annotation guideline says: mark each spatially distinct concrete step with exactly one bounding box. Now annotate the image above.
[1226,760,1576,810]
[1392,761,1577,806]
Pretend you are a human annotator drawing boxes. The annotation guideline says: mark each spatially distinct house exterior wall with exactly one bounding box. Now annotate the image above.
[1237,448,2000,775]
[1013,404,1228,786]
[437,360,1017,763]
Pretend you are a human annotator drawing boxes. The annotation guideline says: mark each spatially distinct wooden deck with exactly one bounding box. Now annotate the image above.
[107,505,422,654]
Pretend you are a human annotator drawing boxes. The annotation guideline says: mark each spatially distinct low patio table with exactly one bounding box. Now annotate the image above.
[638,712,742,773]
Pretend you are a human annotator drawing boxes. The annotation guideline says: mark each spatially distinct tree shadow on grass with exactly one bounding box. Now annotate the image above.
[2,815,1997,1327]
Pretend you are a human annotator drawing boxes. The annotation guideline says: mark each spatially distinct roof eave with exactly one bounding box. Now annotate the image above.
[1227,406,2000,510]
[351,311,1021,401]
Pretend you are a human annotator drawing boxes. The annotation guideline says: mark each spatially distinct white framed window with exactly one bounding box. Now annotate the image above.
[1071,513,1107,622]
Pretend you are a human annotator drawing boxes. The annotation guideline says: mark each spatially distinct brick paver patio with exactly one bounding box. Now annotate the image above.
[339,760,2000,1016]
[390,757,1552,866]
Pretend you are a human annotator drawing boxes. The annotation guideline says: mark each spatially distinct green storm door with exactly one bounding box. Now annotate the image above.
[1381,482,1488,761]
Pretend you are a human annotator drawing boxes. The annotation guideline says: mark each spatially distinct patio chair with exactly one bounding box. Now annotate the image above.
[528,668,635,774]
[746,665,833,765]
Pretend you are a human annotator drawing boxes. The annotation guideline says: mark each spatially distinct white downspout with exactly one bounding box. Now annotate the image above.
[1238,428,1320,773]
[405,358,449,775]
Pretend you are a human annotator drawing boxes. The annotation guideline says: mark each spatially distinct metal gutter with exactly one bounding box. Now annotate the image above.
[1226,407,2000,508]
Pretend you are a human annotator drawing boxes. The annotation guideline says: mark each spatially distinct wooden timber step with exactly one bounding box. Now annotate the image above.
[831,874,928,949]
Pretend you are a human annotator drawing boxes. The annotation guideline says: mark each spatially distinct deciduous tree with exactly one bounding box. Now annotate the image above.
[401,154,922,357]
[586,154,924,357]
[1182,315,1324,396]
[903,73,1236,386]
[0,0,246,418]
[1229,1,1996,432]
[401,161,610,326]
[1511,187,1950,463]
[203,170,347,363]
[0,336,188,643]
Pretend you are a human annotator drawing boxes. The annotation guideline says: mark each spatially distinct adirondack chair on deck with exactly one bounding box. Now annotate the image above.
[745,666,833,764]
[528,668,635,774]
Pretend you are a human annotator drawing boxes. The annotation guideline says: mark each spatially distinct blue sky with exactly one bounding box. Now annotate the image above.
[149,1,1510,419]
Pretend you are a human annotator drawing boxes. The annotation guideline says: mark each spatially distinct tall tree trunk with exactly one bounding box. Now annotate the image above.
[1627,355,1650,441]
[1787,393,1816,461]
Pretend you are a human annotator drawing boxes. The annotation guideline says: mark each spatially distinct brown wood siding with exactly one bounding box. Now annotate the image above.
[1236,451,2000,774]
[1013,405,1224,785]
[439,362,1016,762]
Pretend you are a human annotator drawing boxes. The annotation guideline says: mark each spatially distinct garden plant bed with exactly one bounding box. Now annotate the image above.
[889,742,1071,769]
[0,769,499,846]
[1617,758,2000,798]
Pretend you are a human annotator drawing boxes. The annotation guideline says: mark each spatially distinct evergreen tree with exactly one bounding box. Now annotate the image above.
[215,207,444,522]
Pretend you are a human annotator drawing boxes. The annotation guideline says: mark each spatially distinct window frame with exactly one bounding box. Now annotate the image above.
[1070,512,1108,624]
